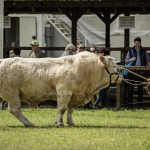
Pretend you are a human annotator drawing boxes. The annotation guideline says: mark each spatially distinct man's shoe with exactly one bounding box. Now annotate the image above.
[106,107,111,110]
[127,107,133,110]
[138,107,148,110]
[92,106,96,109]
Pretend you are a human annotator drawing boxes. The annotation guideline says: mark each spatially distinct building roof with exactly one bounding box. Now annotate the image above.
[4,0,150,15]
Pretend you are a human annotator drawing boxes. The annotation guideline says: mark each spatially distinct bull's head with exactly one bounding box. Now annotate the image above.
[100,56,122,83]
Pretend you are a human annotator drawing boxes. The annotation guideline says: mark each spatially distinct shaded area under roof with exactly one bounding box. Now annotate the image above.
[4,0,150,15]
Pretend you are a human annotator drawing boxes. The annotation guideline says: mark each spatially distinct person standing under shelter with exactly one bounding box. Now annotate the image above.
[29,36,46,108]
[13,48,21,57]
[90,45,98,55]
[76,44,85,53]
[125,37,149,109]
[29,36,46,58]
[61,44,75,57]
[73,44,85,54]
[93,47,110,109]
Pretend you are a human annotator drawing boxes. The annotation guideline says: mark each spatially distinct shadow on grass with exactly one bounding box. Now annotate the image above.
[7,124,55,129]
[73,125,149,129]
[6,124,149,129]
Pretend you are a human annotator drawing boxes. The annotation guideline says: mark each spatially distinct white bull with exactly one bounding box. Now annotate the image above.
[0,52,122,127]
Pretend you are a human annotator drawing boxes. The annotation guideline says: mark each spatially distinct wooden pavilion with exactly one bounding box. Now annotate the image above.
[4,0,150,49]
[2,0,150,108]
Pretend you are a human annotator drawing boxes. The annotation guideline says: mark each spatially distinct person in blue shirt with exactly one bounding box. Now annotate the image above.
[125,37,149,109]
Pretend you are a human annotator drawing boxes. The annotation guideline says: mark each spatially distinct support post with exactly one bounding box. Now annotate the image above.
[104,8,110,50]
[72,9,77,47]
[124,8,130,49]
[45,23,53,57]
[59,7,87,47]
[105,23,110,49]
[123,8,130,108]
[0,0,3,110]
[0,0,4,59]
[116,83,121,109]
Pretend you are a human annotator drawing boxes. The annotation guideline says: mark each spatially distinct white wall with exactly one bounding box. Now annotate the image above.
[9,14,69,58]
[9,14,45,58]
[20,17,36,57]
[7,14,150,59]
[43,15,68,57]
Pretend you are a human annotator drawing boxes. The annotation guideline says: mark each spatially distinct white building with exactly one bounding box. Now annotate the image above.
[4,14,150,61]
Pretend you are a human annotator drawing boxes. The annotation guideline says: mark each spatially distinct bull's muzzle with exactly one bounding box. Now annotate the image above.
[105,67,122,83]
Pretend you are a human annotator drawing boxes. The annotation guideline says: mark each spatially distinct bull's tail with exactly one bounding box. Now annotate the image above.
[0,59,4,64]
[0,97,3,103]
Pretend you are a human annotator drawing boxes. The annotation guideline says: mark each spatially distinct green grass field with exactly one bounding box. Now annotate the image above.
[0,108,150,150]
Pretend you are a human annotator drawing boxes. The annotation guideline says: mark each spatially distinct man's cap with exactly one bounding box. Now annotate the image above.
[30,36,39,46]
[30,39,39,46]
[78,44,85,48]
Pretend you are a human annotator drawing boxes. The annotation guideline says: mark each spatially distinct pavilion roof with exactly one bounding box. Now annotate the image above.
[4,0,150,15]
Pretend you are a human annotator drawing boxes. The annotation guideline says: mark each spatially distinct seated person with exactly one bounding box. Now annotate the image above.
[74,44,85,54]
[13,48,21,57]
[61,44,75,56]
[90,46,98,55]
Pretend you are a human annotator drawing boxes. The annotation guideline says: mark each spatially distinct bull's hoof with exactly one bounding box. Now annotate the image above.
[25,124,35,128]
[56,123,64,128]
[67,122,75,127]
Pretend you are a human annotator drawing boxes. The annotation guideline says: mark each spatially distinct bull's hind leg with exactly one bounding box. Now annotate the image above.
[7,89,34,127]
[56,90,72,128]
[8,103,34,127]
[0,97,3,103]
[67,107,75,126]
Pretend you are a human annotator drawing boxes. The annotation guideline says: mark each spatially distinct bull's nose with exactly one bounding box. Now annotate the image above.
[119,73,123,77]
[119,75,123,80]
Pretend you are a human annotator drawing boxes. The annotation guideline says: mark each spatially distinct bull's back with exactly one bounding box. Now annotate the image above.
[0,54,99,100]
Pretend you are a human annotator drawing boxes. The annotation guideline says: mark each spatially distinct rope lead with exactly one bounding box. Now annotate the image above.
[121,67,150,94]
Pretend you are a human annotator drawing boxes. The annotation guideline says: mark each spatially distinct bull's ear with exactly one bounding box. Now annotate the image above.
[99,56,108,66]
[99,56,106,62]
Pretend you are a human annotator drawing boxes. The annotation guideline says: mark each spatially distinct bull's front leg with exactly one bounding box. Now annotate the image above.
[56,90,72,128]
[67,107,75,126]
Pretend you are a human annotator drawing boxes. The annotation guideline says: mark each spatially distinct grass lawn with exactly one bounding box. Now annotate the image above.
[0,108,150,150]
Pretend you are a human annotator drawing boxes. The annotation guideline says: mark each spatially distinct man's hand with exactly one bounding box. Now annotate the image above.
[140,71,145,74]
[125,57,136,63]
[147,78,150,85]
[132,57,136,61]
